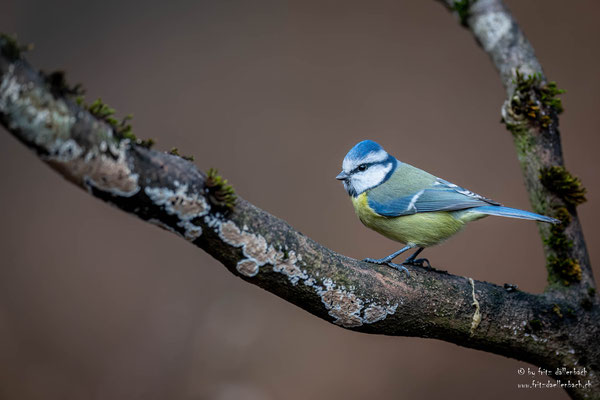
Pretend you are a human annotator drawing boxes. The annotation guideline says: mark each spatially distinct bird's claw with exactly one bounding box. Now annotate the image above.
[387,262,411,277]
[403,258,431,268]
[363,258,411,277]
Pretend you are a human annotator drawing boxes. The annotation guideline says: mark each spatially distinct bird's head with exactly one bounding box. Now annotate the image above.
[336,140,397,197]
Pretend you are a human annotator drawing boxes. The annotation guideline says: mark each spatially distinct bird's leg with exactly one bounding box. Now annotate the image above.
[363,245,414,264]
[401,247,431,268]
[363,245,415,276]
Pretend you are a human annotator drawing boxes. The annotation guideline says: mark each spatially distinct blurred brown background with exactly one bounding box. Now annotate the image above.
[0,1,598,399]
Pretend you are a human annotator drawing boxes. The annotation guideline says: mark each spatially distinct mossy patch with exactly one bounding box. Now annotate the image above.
[543,213,572,254]
[0,33,155,150]
[553,207,572,226]
[514,70,566,113]
[544,229,572,255]
[452,0,476,26]
[505,121,535,153]
[543,206,582,286]
[86,98,154,148]
[0,33,32,61]
[540,166,587,208]
[539,81,565,113]
[552,304,563,318]
[169,147,194,162]
[205,168,236,210]
[547,256,582,286]
[510,70,565,129]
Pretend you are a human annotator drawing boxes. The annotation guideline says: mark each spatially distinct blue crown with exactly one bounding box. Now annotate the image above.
[346,140,384,160]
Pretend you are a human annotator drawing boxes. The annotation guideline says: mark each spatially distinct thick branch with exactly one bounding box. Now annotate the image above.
[0,22,597,400]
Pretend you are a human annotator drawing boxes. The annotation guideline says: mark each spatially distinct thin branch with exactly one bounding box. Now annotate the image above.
[439,0,594,297]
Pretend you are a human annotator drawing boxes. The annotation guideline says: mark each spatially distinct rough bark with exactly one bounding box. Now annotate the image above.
[0,2,598,398]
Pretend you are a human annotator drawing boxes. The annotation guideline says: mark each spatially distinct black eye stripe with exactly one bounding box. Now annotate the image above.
[352,162,375,174]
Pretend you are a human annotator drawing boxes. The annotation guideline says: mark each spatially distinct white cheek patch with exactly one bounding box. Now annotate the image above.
[343,149,388,172]
[351,163,392,195]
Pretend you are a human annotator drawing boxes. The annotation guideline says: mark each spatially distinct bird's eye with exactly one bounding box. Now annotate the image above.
[358,164,367,171]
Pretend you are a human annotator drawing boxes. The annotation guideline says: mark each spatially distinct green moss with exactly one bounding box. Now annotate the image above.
[86,98,154,148]
[547,256,582,286]
[452,0,476,26]
[0,33,150,150]
[205,168,236,210]
[0,33,32,61]
[589,287,596,297]
[513,70,542,93]
[513,71,565,111]
[529,319,542,332]
[540,166,587,208]
[506,122,535,152]
[540,81,566,113]
[504,122,528,137]
[510,70,565,129]
[552,304,563,318]
[168,147,194,162]
[543,206,583,287]
[544,225,572,254]
[87,98,115,119]
[553,207,572,226]
[543,207,572,255]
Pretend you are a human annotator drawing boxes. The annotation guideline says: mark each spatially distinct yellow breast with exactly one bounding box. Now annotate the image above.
[351,192,466,248]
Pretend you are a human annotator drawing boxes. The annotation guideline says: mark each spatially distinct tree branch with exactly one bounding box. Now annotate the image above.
[439,0,594,297]
[0,4,597,397]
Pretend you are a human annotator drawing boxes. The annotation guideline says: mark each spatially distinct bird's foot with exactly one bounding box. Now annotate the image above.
[403,257,431,268]
[362,258,411,277]
[387,262,411,277]
[409,260,447,274]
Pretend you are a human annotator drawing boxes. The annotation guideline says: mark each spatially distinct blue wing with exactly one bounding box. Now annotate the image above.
[368,178,500,217]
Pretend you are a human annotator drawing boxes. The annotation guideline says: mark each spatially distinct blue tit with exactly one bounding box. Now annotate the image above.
[336,140,559,274]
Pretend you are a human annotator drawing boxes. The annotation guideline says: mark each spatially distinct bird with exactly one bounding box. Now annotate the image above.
[336,140,559,275]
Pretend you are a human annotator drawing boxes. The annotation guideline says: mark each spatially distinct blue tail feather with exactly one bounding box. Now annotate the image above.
[472,206,559,224]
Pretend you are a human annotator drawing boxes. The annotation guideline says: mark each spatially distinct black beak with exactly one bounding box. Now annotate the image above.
[336,171,348,180]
